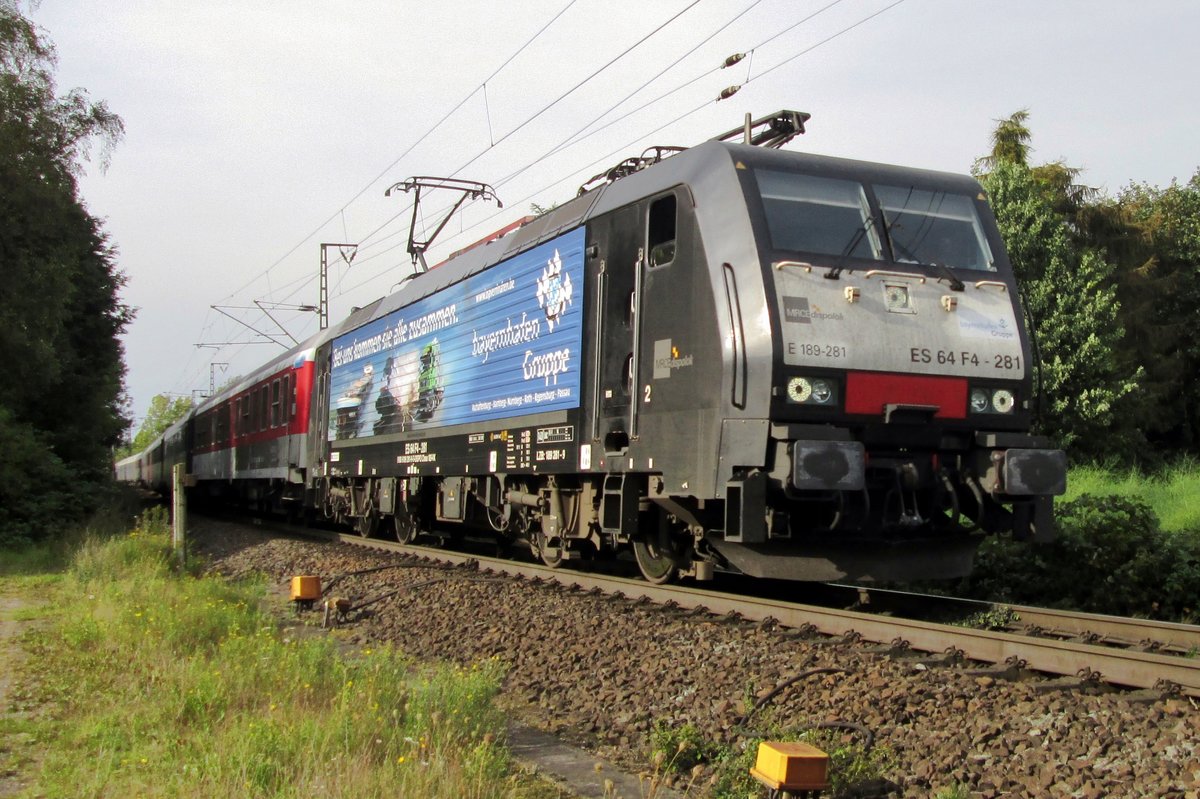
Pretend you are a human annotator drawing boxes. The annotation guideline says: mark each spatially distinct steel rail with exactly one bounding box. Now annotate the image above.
[1004,606,1200,654]
[331,534,1200,697]
[839,585,1200,654]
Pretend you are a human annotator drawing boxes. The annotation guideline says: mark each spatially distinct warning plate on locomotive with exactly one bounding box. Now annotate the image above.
[536,425,574,444]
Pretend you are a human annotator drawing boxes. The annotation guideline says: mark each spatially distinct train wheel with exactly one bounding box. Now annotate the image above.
[534,532,565,568]
[356,506,378,538]
[633,527,683,584]
[393,513,419,545]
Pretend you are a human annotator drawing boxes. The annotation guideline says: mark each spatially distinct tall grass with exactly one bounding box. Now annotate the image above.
[14,512,513,798]
[1066,458,1200,533]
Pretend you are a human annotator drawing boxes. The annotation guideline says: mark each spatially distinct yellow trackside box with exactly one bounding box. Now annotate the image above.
[290,575,321,602]
[750,741,829,791]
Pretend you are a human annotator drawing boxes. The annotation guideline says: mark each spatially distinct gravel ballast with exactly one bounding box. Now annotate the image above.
[195,519,1200,798]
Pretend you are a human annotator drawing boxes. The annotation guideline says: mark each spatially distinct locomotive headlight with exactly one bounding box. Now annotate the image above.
[969,386,1017,414]
[787,377,812,403]
[786,376,838,406]
[811,379,834,404]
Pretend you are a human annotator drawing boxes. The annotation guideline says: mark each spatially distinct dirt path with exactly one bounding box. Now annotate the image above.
[0,591,33,797]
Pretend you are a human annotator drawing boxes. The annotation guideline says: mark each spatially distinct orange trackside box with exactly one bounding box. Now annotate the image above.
[290,575,321,602]
[750,741,830,790]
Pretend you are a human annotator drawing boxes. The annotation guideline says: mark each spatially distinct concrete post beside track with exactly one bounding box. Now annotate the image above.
[172,463,186,569]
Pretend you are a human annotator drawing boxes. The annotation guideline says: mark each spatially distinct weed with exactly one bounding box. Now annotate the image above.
[956,605,1020,631]
[649,720,717,774]
[798,727,896,792]
[934,784,971,799]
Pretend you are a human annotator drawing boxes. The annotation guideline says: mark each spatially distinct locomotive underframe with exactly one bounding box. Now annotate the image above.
[301,412,1062,584]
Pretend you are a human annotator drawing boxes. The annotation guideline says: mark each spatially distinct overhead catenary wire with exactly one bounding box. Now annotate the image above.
[177,0,909,403]
[209,0,581,310]
[440,0,905,255]
[534,0,842,166]
[324,0,769,288]
[340,0,706,263]
[338,0,907,289]
[171,1,583,399]
[327,1,867,299]
[221,0,787,312]
[278,0,901,302]
[353,0,881,271]
[741,0,905,87]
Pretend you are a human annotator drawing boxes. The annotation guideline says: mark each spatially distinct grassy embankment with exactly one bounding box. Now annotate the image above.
[1064,459,1200,533]
[0,509,556,799]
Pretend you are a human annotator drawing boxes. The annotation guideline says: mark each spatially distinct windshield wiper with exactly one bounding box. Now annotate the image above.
[882,213,964,291]
[824,217,876,280]
[930,260,965,292]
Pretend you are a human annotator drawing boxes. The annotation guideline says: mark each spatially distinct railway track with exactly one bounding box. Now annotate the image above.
[308,529,1200,698]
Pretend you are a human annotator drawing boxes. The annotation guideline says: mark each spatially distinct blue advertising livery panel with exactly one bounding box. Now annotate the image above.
[328,227,585,441]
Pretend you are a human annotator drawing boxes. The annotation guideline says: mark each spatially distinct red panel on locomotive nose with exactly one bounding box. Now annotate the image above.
[844,372,968,419]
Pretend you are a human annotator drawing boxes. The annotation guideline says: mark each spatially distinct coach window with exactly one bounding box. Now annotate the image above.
[259,386,268,432]
[271,379,281,428]
[282,374,292,421]
[647,194,677,267]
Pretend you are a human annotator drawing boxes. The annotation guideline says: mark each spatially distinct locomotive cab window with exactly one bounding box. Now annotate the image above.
[756,170,881,260]
[875,185,995,271]
[647,194,677,267]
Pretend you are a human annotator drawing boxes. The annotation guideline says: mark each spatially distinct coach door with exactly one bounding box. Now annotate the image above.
[593,204,644,454]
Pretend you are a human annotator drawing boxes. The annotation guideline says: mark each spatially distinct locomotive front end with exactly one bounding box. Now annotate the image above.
[711,149,1066,581]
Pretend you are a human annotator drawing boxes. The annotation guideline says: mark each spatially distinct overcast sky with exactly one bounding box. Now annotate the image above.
[28,0,1200,431]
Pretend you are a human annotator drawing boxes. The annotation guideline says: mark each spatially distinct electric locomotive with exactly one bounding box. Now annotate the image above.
[128,110,1067,583]
[311,110,1064,582]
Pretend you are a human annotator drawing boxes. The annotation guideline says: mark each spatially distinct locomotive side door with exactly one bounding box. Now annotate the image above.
[309,346,332,478]
[591,204,644,454]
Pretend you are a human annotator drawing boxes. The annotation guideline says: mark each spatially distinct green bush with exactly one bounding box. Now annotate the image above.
[0,407,75,546]
[961,494,1200,619]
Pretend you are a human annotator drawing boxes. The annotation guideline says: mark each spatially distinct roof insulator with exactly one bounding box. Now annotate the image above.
[723,52,746,68]
[718,85,741,101]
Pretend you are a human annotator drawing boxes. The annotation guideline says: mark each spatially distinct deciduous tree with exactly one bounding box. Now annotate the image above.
[119,395,193,459]
[978,154,1141,458]
[0,1,131,542]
